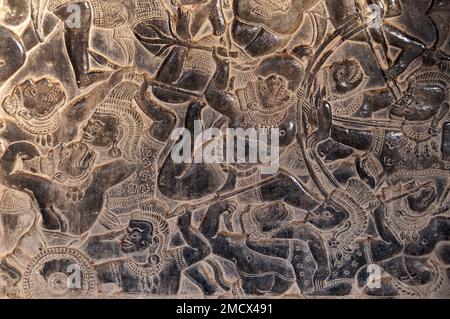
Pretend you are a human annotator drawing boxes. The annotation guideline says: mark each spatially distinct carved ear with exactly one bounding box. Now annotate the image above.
[437,103,450,121]
[53,171,68,183]
[115,126,124,143]
[148,235,160,252]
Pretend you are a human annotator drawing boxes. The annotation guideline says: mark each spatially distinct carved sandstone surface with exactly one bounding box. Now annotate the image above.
[0,0,449,299]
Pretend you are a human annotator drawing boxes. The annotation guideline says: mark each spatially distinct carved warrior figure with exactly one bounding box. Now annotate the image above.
[92,76,177,231]
[0,0,449,300]
[0,69,130,147]
[320,59,394,118]
[85,203,210,295]
[353,182,450,297]
[193,200,297,296]
[310,62,450,183]
[28,0,168,88]
[230,0,423,77]
[135,4,227,104]
[79,70,174,160]
[157,51,320,210]
[188,176,404,297]
[246,178,403,296]
[186,200,330,296]
[0,141,136,236]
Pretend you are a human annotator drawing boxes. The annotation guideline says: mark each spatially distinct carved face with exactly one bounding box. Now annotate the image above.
[406,185,437,213]
[307,201,348,230]
[82,113,121,148]
[331,60,364,93]
[120,220,154,253]
[402,84,445,121]
[257,75,292,109]
[21,78,65,118]
[49,142,96,180]
[252,202,291,233]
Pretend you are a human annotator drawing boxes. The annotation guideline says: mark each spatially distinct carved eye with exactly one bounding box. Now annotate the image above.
[62,148,72,157]
[29,88,38,97]
[260,85,267,94]
[131,232,140,239]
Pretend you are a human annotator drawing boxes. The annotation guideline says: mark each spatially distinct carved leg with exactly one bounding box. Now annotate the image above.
[259,174,321,211]
[157,102,228,200]
[133,19,171,55]
[382,24,426,79]
[184,263,220,296]
[53,2,110,89]
[207,0,226,36]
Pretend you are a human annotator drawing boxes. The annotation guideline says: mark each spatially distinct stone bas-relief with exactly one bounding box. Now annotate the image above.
[0,0,449,299]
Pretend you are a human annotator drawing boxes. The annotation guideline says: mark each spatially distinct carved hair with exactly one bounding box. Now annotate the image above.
[131,200,170,255]
[327,178,374,252]
[93,82,144,162]
[408,62,450,106]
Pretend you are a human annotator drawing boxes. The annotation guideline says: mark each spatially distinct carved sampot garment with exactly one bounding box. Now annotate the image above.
[0,0,449,299]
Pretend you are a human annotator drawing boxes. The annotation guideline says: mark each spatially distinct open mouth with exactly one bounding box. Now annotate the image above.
[408,187,437,213]
[82,132,95,143]
[121,240,134,250]
[44,85,64,103]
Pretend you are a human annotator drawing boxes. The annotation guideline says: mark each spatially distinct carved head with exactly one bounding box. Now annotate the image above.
[120,209,169,258]
[82,113,122,156]
[331,59,365,94]
[2,78,66,119]
[406,185,437,214]
[402,83,446,121]
[392,63,450,122]
[121,220,155,254]
[307,200,349,230]
[47,142,96,182]
[257,75,292,110]
[82,91,143,161]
